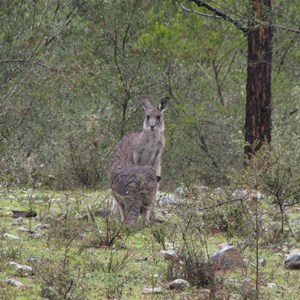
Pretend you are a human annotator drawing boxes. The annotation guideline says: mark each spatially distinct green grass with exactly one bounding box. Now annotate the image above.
[0,187,299,299]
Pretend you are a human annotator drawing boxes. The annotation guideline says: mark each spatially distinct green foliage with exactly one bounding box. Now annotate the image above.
[0,186,299,299]
[0,0,300,188]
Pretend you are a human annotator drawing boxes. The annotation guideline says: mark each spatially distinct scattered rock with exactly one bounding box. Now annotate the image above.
[30,232,43,239]
[3,233,20,240]
[33,223,51,231]
[160,250,180,261]
[258,258,267,267]
[11,217,24,226]
[9,262,33,274]
[10,210,37,218]
[26,256,41,263]
[18,227,33,233]
[267,283,277,288]
[293,216,300,225]
[175,185,187,196]
[157,193,178,205]
[284,252,300,269]
[210,245,246,270]
[134,257,148,262]
[169,279,190,291]
[219,243,233,249]
[5,278,24,287]
[232,189,262,200]
[142,287,164,294]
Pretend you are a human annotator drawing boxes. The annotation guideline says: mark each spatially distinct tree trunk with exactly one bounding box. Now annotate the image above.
[245,0,273,159]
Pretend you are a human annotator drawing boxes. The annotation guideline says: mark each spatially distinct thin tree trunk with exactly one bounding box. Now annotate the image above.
[245,0,273,159]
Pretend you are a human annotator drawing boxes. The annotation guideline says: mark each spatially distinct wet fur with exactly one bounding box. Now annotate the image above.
[110,165,157,227]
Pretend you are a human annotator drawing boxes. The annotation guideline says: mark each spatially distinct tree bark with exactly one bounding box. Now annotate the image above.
[245,0,273,159]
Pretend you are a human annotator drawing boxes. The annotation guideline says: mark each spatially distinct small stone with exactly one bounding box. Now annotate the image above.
[26,256,41,263]
[160,250,180,261]
[18,227,32,233]
[134,257,148,262]
[3,233,20,240]
[284,252,300,269]
[5,278,24,287]
[169,279,190,291]
[293,216,300,225]
[267,283,277,288]
[11,217,24,226]
[33,223,51,231]
[158,193,178,205]
[9,262,33,274]
[30,232,43,239]
[142,287,164,294]
[258,258,267,267]
[175,186,188,196]
[232,189,262,200]
[210,245,245,270]
[219,243,233,249]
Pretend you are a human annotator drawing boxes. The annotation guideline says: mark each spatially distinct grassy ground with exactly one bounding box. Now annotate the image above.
[0,187,299,299]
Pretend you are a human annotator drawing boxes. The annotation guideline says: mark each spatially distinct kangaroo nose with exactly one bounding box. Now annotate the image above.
[150,125,155,130]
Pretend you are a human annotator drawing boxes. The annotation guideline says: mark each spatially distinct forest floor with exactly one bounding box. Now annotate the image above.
[0,187,299,299]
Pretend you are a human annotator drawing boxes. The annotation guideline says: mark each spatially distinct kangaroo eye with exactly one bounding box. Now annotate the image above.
[156,116,161,121]
[146,115,150,121]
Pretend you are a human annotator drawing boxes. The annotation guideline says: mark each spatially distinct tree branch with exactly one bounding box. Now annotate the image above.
[180,3,222,19]
[187,0,248,33]
[0,60,95,75]
[274,24,300,34]
[199,197,244,211]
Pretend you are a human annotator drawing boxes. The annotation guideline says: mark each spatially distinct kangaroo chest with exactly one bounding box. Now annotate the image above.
[135,132,164,166]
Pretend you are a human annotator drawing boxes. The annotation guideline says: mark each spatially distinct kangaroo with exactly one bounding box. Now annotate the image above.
[109,97,169,226]
[110,97,169,181]
[110,165,158,227]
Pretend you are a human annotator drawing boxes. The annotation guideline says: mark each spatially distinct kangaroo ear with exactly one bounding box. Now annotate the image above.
[142,98,153,111]
[158,97,169,112]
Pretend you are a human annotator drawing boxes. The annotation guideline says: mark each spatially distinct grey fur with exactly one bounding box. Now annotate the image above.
[110,97,169,178]
[110,165,158,227]
[109,97,169,227]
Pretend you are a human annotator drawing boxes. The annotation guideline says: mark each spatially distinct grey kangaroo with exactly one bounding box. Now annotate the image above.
[109,97,169,227]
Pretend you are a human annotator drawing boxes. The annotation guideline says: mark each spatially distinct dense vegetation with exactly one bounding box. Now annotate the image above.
[1,0,300,189]
[1,2,300,299]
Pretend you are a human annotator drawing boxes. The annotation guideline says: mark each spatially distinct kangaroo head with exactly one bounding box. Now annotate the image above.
[142,97,169,132]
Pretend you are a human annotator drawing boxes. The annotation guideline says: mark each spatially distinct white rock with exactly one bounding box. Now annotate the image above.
[175,186,187,196]
[33,223,51,230]
[26,256,41,263]
[157,193,178,205]
[11,217,24,226]
[232,189,262,200]
[3,233,20,240]
[142,287,163,294]
[9,262,33,274]
[5,278,24,287]
[18,227,31,233]
[210,245,245,270]
[258,258,267,267]
[169,279,190,290]
[284,252,300,269]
